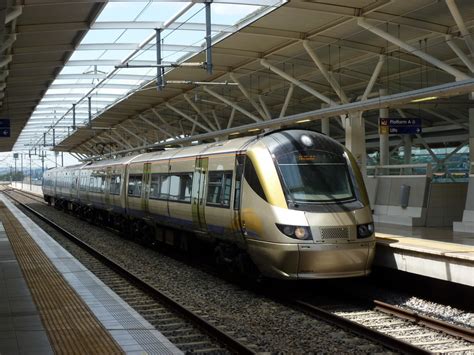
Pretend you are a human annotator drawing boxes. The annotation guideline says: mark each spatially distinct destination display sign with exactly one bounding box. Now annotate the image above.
[0,118,10,138]
[379,118,422,135]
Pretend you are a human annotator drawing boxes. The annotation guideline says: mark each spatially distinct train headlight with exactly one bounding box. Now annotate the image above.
[276,224,312,240]
[357,223,374,239]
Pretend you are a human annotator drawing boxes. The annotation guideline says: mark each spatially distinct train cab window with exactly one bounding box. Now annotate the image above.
[244,159,267,202]
[110,175,121,195]
[128,174,142,197]
[206,171,232,208]
[267,131,356,204]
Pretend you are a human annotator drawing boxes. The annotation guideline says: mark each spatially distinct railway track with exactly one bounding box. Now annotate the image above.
[289,297,474,354]
[6,188,474,353]
[3,190,255,354]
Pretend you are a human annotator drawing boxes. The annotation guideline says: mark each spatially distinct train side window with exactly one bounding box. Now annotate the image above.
[168,175,180,200]
[128,174,142,197]
[89,176,95,192]
[206,171,232,208]
[99,175,106,193]
[158,175,170,199]
[244,158,267,202]
[168,173,193,202]
[179,173,193,202]
[110,174,121,195]
[149,174,160,199]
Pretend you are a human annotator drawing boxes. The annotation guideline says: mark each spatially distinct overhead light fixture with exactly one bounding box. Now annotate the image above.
[411,96,438,103]
[229,132,240,136]
[248,128,260,132]
[296,119,311,124]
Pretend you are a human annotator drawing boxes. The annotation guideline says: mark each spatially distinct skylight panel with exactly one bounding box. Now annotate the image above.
[14,0,286,153]
[95,2,148,22]
[81,29,124,44]
[136,2,189,22]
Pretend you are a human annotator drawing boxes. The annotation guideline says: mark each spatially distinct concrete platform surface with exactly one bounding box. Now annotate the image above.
[375,223,474,287]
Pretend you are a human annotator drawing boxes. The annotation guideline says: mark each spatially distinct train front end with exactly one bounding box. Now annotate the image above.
[242,129,375,279]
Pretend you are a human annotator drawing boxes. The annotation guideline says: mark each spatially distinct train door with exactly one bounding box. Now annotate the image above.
[231,154,246,243]
[105,167,112,207]
[192,156,208,231]
[142,162,151,212]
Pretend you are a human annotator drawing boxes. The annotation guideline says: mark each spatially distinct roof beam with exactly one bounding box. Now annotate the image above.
[91,21,235,32]
[83,79,474,159]
[357,17,470,80]
[78,43,202,52]
[203,87,263,123]
[446,0,474,55]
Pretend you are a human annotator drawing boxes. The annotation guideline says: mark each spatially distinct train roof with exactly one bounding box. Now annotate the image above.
[133,136,256,163]
[66,135,256,170]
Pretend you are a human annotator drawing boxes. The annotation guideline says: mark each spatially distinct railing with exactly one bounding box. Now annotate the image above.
[366,163,432,177]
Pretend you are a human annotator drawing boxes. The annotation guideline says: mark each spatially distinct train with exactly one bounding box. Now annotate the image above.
[42,129,376,279]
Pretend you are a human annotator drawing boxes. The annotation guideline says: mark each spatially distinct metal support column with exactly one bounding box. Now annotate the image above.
[156,28,164,90]
[20,153,23,189]
[29,152,32,191]
[470,93,474,163]
[379,88,389,166]
[321,103,330,136]
[345,113,366,175]
[403,135,412,165]
[205,1,212,75]
[88,96,92,127]
[321,118,330,136]
[72,103,76,130]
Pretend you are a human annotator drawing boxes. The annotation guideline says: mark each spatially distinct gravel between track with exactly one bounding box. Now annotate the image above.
[12,193,474,352]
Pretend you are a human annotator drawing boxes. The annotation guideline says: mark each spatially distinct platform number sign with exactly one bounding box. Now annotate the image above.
[0,118,11,138]
[379,118,422,135]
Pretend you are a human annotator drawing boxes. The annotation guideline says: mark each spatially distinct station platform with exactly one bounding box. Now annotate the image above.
[0,194,182,354]
[374,223,474,287]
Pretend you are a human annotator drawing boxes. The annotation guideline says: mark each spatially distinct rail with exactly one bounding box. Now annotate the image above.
[374,300,474,343]
[3,190,256,355]
[291,299,430,354]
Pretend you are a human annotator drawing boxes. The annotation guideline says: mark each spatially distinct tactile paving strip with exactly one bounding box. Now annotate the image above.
[0,202,124,354]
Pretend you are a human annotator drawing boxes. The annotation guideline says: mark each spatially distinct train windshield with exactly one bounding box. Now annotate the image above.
[267,131,356,204]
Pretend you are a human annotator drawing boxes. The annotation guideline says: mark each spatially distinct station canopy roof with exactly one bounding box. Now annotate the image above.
[2,0,474,157]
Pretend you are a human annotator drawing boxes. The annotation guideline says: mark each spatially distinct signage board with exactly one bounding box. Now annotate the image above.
[0,119,10,138]
[379,118,421,135]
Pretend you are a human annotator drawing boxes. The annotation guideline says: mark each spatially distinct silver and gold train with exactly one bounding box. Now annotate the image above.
[42,129,375,279]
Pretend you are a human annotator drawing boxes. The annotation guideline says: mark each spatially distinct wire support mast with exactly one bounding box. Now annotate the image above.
[115,1,214,91]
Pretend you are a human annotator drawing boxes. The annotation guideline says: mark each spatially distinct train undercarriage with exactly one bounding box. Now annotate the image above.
[45,195,259,277]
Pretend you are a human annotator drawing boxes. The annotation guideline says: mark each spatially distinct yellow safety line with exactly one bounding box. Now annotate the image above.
[0,202,124,355]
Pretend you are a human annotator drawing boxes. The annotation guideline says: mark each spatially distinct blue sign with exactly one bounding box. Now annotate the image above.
[0,128,10,137]
[0,118,10,128]
[379,118,422,135]
[0,118,10,137]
